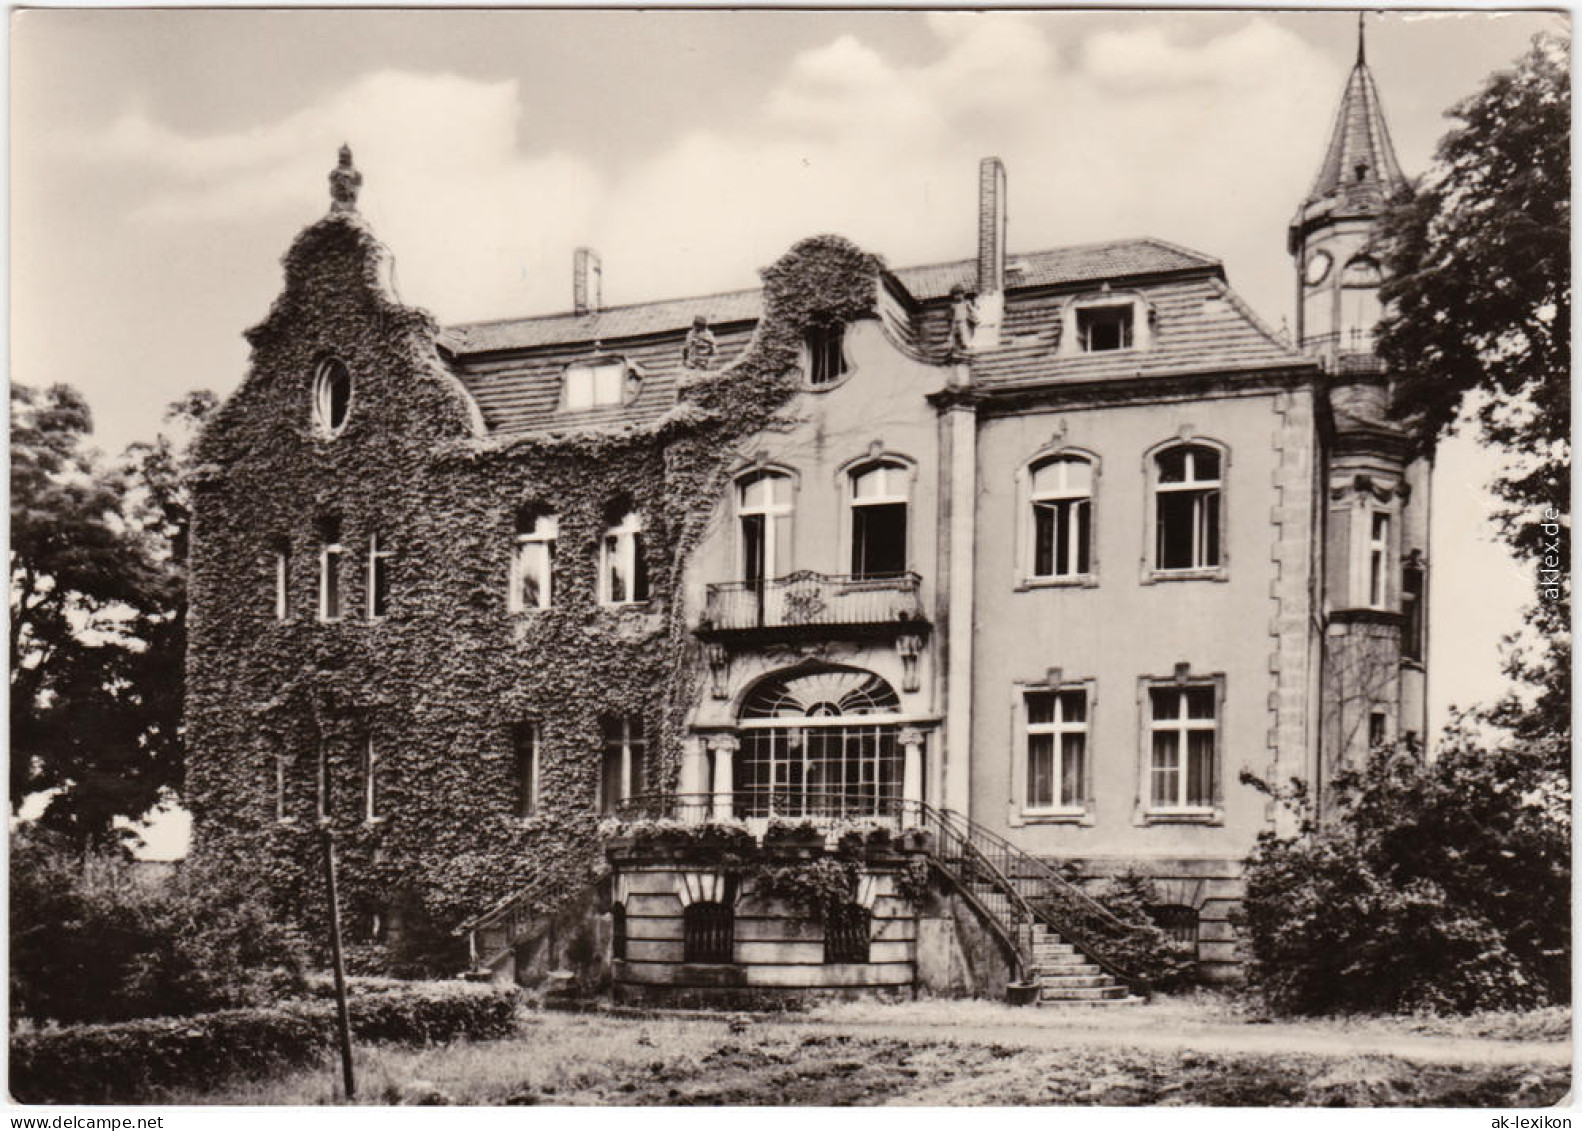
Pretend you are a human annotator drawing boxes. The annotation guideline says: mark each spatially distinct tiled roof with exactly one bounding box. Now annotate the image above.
[891,238,1219,301]
[443,237,1282,435]
[442,238,1220,357]
[970,275,1301,390]
[1301,58,1406,213]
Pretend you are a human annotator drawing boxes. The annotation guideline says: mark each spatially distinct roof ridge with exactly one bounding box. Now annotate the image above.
[1206,276,1302,357]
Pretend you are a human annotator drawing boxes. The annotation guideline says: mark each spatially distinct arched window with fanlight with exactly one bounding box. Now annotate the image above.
[1152,443,1224,574]
[737,666,902,819]
[849,461,909,580]
[737,470,793,587]
[1029,454,1093,579]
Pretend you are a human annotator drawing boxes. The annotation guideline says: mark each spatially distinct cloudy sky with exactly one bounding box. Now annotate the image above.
[11,7,1564,757]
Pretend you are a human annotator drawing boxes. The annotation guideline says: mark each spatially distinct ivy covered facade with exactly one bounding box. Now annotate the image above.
[190,44,1429,994]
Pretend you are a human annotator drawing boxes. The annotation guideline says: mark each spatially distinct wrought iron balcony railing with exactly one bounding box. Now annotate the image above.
[699,571,927,636]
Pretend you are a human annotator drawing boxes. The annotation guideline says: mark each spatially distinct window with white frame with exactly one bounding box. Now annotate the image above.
[312,357,353,435]
[1077,305,1134,352]
[318,517,345,621]
[599,715,646,814]
[563,360,630,411]
[1154,445,1222,572]
[1367,511,1391,608]
[1025,688,1087,813]
[515,721,541,818]
[367,534,392,619]
[738,470,793,585]
[599,510,649,604]
[1148,685,1217,811]
[362,734,380,822]
[850,461,908,579]
[510,508,557,612]
[273,540,290,620]
[1030,456,1093,579]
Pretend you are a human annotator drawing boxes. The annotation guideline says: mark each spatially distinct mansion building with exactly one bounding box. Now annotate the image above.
[188,37,1428,997]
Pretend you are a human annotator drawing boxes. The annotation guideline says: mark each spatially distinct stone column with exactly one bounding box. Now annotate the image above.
[708,734,739,820]
[679,737,709,823]
[899,726,926,818]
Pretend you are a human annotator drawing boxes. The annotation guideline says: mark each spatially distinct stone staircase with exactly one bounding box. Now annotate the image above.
[1026,926,1135,1003]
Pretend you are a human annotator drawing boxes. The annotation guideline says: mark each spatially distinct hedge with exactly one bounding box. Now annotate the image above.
[10,981,520,1104]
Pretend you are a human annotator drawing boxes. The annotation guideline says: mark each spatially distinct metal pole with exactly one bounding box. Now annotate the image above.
[320,824,356,1101]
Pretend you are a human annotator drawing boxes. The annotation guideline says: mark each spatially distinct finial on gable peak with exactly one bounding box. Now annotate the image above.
[1357,11,1367,66]
[329,143,363,213]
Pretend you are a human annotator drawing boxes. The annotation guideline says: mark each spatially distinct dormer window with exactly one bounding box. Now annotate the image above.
[804,321,848,387]
[1078,305,1134,352]
[563,359,635,411]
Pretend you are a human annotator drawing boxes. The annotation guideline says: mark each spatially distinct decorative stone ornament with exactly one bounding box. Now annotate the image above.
[681,316,718,370]
[329,144,363,213]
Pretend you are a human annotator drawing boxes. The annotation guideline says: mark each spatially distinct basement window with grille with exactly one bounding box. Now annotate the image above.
[1150,905,1199,948]
[824,904,872,964]
[683,901,734,964]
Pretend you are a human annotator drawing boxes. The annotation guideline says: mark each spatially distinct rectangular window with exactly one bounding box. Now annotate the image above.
[1368,512,1390,607]
[1402,561,1425,662]
[1148,686,1217,811]
[515,722,541,818]
[1025,689,1087,812]
[852,503,907,578]
[363,734,379,821]
[600,715,646,814]
[601,514,649,605]
[806,324,847,386]
[1077,305,1134,352]
[368,534,392,619]
[1033,498,1091,577]
[274,542,290,620]
[1368,710,1388,750]
[512,514,557,612]
[318,517,344,622]
[564,361,627,410]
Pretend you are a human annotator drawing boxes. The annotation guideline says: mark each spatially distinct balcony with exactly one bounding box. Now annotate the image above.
[697,571,929,642]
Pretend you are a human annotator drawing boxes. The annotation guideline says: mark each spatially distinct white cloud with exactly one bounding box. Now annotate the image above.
[67,16,1335,329]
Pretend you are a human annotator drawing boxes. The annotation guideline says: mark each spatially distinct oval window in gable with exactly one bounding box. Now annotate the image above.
[313,357,353,435]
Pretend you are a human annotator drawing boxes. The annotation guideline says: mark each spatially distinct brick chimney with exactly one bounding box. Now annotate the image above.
[974,157,1007,347]
[573,247,602,316]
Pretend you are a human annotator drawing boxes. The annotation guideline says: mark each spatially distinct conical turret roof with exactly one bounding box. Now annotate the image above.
[1289,19,1407,250]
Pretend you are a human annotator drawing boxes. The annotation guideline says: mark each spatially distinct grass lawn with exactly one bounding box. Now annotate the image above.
[162,998,1571,1107]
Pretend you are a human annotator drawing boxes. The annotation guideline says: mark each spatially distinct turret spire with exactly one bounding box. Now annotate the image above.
[1295,20,1405,220]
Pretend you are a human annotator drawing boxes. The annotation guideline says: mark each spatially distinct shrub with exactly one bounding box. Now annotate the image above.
[9,982,520,1103]
[1030,870,1197,992]
[9,828,309,1026]
[1238,733,1569,1015]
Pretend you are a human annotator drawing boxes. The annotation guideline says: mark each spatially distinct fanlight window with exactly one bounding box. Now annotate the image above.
[738,668,902,820]
[741,668,901,719]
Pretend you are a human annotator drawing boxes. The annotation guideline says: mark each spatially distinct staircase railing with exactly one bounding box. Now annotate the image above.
[467,792,1152,993]
[914,803,1151,996]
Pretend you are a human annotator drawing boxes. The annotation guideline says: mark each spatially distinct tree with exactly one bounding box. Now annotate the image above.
[1238,731,1569,1014]
[1375,33,1570,750]
[9,384,214,850]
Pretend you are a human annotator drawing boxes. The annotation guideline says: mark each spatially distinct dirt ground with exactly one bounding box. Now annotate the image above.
[175,998,1573,1108]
